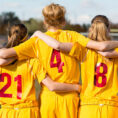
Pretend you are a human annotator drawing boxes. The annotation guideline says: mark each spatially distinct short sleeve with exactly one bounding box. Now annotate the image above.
[69,42,87,62]
[69,31,90,47]
[13,37,38,61]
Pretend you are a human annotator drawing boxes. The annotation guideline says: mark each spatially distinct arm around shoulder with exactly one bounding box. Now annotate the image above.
[98,49,118,58]
[31,31,61,50]
[87,40,118,51]
[0,48,16,58]
[0,56,17,66]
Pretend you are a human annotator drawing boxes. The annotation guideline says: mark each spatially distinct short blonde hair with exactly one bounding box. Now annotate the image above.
[88,15,111,41]
[42,3,66,29]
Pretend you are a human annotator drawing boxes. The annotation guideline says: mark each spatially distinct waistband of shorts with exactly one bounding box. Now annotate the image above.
[0,101,39,109]
[80,98,118,107]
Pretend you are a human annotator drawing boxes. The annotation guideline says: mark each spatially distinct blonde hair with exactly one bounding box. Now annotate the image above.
[6,24,28,48]
[88,15,111,41]
[42,3,66,29]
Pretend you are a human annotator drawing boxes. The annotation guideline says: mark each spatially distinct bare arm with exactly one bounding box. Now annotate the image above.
[32,31,73,53]
[98,50,118,58]
[0,56,17,66]
[32,31,118,59]
[32,31,118,53]
[87,40,118,51]
[42,76,81,93]
[31,31,61,50]
[0,48,17,58]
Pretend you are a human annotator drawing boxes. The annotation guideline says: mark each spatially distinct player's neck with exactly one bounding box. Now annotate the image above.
[47,27,60,32]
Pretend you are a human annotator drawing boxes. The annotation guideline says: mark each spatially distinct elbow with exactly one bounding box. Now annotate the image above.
[55,42,61,50]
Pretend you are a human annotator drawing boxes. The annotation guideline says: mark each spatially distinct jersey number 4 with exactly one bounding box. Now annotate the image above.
[50,49,64,73]
[94,63,107,87]
[0,73,22,99]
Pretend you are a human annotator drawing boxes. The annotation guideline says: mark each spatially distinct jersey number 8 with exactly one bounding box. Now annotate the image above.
[94,63,107,87]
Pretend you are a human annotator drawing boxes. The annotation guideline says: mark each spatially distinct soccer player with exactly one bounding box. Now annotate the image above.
[0,4,118,118]
[36,15,118,118]
[67,15,118,118]
[0,24,81,118]
[76,15,118,118]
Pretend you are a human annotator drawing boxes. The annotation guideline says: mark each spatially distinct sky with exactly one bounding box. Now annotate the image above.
[0,0,118,24]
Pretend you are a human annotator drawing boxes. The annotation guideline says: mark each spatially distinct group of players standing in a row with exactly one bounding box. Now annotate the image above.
[0,3,118,118]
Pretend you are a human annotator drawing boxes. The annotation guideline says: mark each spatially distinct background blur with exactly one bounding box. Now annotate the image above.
[0,0,118,47]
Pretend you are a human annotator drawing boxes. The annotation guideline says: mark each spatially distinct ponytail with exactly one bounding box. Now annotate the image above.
[88,15,111,41]
[6,24,27,48]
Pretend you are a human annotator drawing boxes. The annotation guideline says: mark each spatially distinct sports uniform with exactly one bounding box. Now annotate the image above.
[0,58,46,118]
[13,30,90,118]
[69,42,118,118]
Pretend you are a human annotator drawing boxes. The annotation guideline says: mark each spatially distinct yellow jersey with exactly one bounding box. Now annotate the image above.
[0,58,46,105]
[69,43,118,105]
[14,30,90,88]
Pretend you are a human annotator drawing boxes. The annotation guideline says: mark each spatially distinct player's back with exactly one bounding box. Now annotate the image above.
[0,58,42,105]
[38,30,80,118]
[37,30,80,87]
[80,49,118,105]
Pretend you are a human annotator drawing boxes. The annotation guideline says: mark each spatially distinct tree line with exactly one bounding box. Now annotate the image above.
[0,12,118,35]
